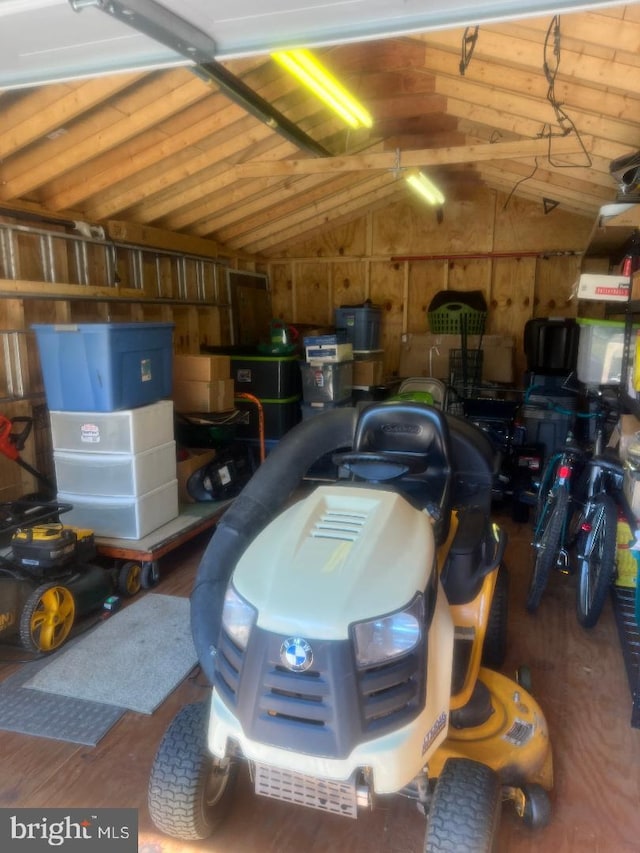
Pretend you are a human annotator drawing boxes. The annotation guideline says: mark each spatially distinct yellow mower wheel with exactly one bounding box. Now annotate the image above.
[118,561,143,597]
[19,583,76,654]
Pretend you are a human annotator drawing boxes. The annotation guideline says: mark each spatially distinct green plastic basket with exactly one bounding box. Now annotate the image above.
[428,303,487,335]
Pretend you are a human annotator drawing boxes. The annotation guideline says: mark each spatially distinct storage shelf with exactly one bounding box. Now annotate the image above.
[610,294,640,726]
[585,213,640,727]
[610,585,640,728]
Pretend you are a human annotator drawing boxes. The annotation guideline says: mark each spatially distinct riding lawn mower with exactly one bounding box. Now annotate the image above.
[148,400,553,851]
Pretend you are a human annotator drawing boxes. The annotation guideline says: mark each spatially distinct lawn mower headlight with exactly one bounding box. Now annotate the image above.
[221,585,256,650]
[353,595,423,667]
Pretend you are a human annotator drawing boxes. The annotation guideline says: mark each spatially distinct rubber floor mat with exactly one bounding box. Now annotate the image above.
[0,655,124,746]
[24,593,197,715]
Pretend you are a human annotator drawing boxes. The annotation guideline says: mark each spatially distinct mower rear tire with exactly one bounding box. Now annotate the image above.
[148,701,238,841]
[19,583,76,654]
[424,758,501,853]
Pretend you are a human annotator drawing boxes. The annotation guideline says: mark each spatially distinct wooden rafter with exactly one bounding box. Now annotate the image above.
[234,136,592,177]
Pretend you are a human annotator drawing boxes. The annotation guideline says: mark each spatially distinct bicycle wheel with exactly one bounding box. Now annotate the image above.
[527,473,568,614]
[575,492,617,628]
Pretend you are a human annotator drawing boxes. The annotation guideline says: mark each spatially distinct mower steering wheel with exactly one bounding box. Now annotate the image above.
[333,450,428,482]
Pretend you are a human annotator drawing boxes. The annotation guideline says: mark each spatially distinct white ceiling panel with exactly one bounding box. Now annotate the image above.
[0,0,629,89]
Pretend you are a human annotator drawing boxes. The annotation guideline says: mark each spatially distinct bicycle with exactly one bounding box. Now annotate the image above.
[526,430,585,614]
[525,388,621,620]
[572,443,625,628]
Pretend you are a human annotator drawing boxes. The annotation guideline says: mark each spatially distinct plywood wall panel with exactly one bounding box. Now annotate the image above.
[372,192,495,257]
[489,257,536,335]
[332,261,366,316]
[269,263,294,321]
[406,261,447,333]
[490,257,536,381]
[278,220,367,259]
[370,261,404,374]
[294,262,332,325]
[445,258,492,298]
[534,255,581,318]
[493,193,593,252]
[172,306,199,353]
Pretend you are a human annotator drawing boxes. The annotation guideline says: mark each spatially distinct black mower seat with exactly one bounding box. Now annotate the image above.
[444,413,497,513]
[349,400,453,545]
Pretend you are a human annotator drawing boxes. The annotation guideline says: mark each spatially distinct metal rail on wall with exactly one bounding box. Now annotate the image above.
[0,221,230,303]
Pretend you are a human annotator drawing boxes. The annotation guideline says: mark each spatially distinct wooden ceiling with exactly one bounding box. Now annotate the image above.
[1,3,639,258]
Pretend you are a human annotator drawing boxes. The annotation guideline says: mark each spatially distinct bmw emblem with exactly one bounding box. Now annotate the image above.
[280,637,314,672]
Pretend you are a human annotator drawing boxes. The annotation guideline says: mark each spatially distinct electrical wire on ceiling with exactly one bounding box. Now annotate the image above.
[502,160,541,210]
[540,15,591,168]
[503,15,591,209]
[459,26,480,75]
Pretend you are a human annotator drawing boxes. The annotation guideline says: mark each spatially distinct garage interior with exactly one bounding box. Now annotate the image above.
[1,1,640,850]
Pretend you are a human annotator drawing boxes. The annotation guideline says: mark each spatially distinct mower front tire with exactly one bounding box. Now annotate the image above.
[19,583,76,654]
[148,700,238,841]
[424,758,501,853]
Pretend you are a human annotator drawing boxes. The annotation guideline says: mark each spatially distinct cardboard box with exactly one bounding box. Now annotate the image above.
[305,342,353,363]
[609,413,640,462]
[624,471,640,519]
[399,334,514,384]
[353,357,384,387]
[577,273,630,302]
[173,378,235,413]
[615,518,638,588]
[176,448,216,503]
[174,354,231,382]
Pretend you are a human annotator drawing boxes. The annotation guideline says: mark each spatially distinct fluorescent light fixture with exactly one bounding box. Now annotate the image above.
[272,49,373,129]
[405,170,445,206]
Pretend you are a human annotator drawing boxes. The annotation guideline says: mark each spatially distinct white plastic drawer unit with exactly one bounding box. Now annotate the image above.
[53,441,177,497]
[57,481,179,540]
[576,319,632,386]
[50,400,174,454]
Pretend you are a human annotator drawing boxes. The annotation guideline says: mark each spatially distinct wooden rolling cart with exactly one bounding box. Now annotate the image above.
[95,500,232,588]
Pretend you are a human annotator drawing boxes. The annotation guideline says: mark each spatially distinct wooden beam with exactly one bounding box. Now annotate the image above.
[33,76,214,211]
[235,136,592,177]
[252,185,407,257]
[418,19,640,95]
[209,173,384,242]
[230,176,401,254]
[105,221,224,259]
[0,279,141,300]
[421,43,640,126]
[0,74,143,159]
[435,76,640,149]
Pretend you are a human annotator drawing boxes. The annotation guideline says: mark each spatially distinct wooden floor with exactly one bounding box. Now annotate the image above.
[1,506,639,853]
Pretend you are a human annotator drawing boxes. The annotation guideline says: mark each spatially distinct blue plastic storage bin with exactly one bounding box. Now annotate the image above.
[32,322,174,412]
[335,304,381,351]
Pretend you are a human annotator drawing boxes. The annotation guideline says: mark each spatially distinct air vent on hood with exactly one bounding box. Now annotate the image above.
[311,509,368,542]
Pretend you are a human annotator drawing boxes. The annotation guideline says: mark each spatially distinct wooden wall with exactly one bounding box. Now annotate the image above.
[265,186,595,383]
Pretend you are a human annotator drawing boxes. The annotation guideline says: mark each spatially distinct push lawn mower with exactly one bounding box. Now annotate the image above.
[149,401,553,851]
[0,516,145,654]
[0,413,145,654]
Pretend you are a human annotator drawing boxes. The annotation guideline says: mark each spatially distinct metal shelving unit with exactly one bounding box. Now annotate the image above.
[610,585,640,728]
[608,297,640,727]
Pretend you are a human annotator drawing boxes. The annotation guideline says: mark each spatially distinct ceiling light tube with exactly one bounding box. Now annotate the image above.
[272,49,373,129]
[405,170,445,206]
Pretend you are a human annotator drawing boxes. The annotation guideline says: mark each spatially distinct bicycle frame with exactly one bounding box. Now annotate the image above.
[534,445,584,572]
